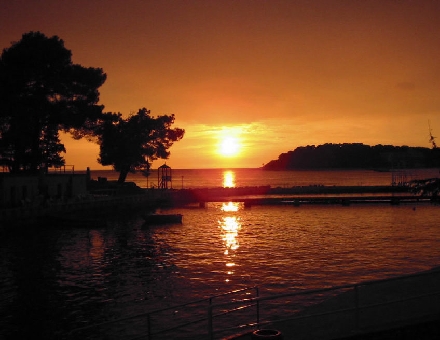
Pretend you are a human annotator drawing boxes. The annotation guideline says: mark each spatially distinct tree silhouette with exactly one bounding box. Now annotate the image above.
[97,108,185,184]
[0,31,106,173]
[409,177,440,200]
[263,143,440,170]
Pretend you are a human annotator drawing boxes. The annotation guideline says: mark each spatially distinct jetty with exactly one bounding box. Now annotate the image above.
[1,184,435,227]
[165,185,430,207]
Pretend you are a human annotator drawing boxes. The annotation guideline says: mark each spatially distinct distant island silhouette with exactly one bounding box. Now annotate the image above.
[263,143,440,170]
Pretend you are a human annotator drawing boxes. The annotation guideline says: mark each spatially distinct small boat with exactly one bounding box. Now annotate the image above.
[143,213,183,225]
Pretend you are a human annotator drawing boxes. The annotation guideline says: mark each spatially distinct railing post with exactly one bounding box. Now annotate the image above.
[256,286,260,328]
[147,314,151,339]
[208,302,214,340]
[354,284,360,332]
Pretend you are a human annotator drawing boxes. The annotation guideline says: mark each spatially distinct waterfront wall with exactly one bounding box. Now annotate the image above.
[0,192,159,226]
[0,173,88,208]
[0,184,419,227]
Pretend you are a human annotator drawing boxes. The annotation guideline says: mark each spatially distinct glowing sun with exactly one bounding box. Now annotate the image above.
[219,137,240,156]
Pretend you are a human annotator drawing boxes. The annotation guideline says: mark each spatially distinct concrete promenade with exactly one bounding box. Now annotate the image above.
[228,268,440,340]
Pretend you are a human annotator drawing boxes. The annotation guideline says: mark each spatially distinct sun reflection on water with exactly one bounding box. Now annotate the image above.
[221,216,241,254]
[221,201,239,212]
[88,230,105,262]
[223,170,235,187]
[219,202,242,282]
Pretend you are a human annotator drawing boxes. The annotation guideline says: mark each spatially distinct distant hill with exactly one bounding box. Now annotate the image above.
[262,143,440,170]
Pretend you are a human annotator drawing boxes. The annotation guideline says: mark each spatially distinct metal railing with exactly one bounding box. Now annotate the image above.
[68,286,258,340]
[47,165,75,173]
[208,268,440,339]
[68,269,440,340]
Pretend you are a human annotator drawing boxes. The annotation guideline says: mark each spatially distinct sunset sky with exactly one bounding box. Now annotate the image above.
[1,0,440,170]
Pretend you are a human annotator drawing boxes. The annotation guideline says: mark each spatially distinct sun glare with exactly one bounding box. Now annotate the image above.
[219,137,240,157]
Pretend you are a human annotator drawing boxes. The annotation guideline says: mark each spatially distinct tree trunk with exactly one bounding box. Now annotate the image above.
[118,169,129,184]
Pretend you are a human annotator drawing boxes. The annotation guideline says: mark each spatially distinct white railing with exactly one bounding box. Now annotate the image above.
[47,165,75,173]
[66,269,440,340]
[208,268,440,339]
[68,286,258,340]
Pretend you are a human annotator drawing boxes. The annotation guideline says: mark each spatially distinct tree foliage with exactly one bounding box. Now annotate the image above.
[97,108,185,183]
[0,31,107,173]
[263,143,440,170]
[409,178,440,199]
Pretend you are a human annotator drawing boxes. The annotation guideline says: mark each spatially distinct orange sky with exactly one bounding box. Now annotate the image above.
[2,0,440,170]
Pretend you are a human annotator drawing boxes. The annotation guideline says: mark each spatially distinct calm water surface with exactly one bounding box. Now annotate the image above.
[1,169,440,339]
[86,168,440,188]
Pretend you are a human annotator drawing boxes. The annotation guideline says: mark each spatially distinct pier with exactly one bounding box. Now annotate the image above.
[1,184,434,227]
[203,195,430,207]
[167,185,430,207]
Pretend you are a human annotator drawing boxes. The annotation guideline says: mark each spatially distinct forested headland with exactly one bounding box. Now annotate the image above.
[262,143,440,170]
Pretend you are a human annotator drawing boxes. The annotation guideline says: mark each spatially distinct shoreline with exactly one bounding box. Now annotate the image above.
[1,184,434,227]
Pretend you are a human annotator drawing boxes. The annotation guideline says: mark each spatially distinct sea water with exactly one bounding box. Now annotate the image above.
[1,168,440,339]
[84,167,440,188]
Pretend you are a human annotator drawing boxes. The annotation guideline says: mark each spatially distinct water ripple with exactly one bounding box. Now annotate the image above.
[1,204,440,338]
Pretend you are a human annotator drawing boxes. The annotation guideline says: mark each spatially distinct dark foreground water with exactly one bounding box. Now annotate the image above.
[1,201,440,339]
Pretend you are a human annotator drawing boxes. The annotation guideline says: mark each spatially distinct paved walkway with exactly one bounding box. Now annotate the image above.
[340,319,440,340]
[228,268,440,340]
